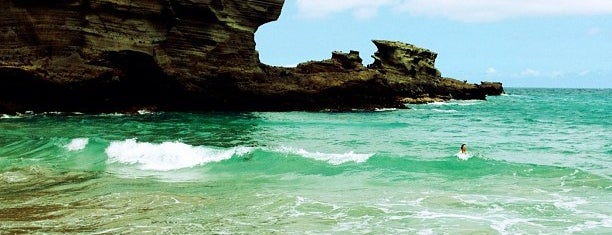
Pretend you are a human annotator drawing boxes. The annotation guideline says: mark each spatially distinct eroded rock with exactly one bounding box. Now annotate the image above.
[370,40,441,77]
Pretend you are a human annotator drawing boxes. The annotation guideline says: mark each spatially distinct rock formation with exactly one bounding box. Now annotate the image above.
[370,40,441,77]
[0,0,503,114]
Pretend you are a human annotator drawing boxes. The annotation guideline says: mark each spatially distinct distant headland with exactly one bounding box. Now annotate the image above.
[0,0,502,113]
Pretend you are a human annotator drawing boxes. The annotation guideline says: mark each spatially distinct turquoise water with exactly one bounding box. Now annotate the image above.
[1,88,610,234]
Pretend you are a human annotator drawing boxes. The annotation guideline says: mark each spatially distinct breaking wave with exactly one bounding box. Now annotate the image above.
[105,139,252,171]
[275,146,374,165]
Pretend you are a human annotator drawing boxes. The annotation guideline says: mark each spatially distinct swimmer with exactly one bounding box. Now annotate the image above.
[460,144,468,154]
[457,144,470,160]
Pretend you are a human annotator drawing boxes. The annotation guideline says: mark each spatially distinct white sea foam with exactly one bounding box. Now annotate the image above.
[416,210,534,235]
[428,101,448,106]
[2,111,70,119]
[455,100,484,106]
[416,210,486,221]
[374,108,398,112]
[277,146,373,165]
[432,109,458,113]
[456,152,472,160]
[428,100,483,106]
[137,109,154,115]
[490,218,533,234]
[417,229,434,235]
[42,111,64,115]
[501,93,525,98]
[0,114,21,119]
[566,220,607,234]
[65,138,89,151]
[99,112,126,117]
[105,139,251,171]
[551,193,587,212]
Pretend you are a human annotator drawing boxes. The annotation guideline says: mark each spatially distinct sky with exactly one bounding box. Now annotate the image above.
[255,0,612,88]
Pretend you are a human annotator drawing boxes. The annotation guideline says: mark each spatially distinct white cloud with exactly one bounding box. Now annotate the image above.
[353,7,379,19]
[296,0,612,22]
[486,67,497,75]
[296,0,396,19]
[521,69,541,77]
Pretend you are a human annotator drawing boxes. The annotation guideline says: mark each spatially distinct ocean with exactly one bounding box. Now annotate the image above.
[1,88,610,234]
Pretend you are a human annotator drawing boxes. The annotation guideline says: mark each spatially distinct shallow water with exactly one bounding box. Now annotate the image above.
[1,88,610,234]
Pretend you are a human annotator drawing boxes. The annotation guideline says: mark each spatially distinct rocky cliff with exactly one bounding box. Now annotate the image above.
[0,0,502,113]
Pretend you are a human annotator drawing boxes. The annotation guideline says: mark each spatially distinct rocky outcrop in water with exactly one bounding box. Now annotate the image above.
[259,41,503,110]
[0,0,503,113]
[370,40,441,77]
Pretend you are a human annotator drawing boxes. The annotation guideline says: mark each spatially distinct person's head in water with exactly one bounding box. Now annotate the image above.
[460,144,468,153]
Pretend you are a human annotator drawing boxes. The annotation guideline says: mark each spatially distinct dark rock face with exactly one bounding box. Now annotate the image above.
[0,0,503,113]
[479,82,505,96]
